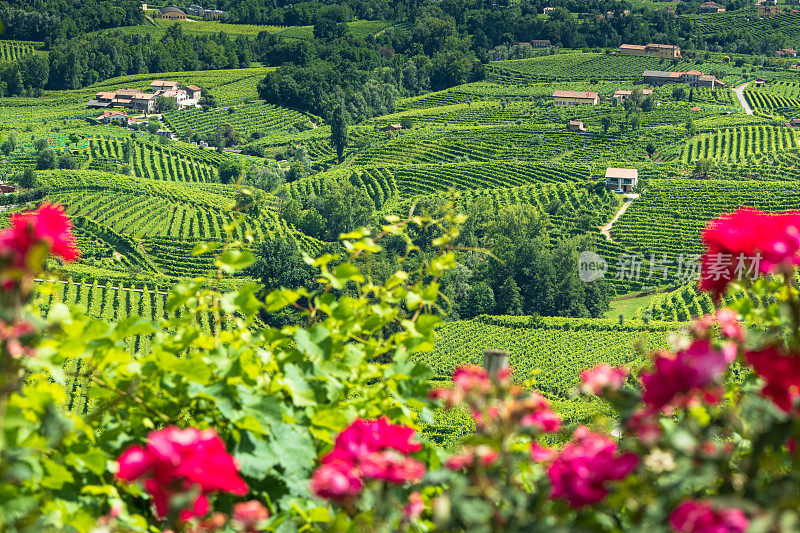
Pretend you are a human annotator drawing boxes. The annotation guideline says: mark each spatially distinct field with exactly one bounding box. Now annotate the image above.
[679,125,800,162]
[277,20,392,40]
[612,179,800,257]
[0,40,39,61]
[163,102,311,139]
[4,41,800,437]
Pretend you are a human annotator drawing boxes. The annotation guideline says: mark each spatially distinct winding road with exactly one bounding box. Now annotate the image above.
[732,83,753,116]
[600,194,639,242]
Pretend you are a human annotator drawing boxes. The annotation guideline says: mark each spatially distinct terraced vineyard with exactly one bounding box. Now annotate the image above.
[28,170,319,277]
[86,138,222,182]
[421,315,677,395]
[0,40,37,61]
[353,124,655,165]
[687,11,800,44]
[488,53,667,82]
[163,102,310,138]
[612,178,800,257]
[679,125,800,162]
[277,20,391,40]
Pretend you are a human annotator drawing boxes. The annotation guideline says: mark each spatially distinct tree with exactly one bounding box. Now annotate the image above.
[147,118,160,135]
[693,157,714,178]
[1,140,13,156]
[686,119,697,138]
[646,142,656,158]
[36,148,55,170]
[156,96,177,113]
[330,105,349,163]
[33,138,48,152]
[600,115,612,135]
[630,113,641,131]
[496,276,523,315]
[56,152,77,169]
[215,123,239,150]
[18,166,37,188]
[672,86,686,101]
[462,282,495,319]
[218,160,241,184]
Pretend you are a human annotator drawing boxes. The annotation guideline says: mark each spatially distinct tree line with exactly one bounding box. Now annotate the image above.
[0,24,251,95]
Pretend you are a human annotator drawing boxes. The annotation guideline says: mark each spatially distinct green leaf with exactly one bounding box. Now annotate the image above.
[268,422,316,496]
[41,460,74,490]
[333,263,364,283]
[282,364,317,407]
[216,249,255,274]
[191,241,220,256]
[264,288,302,312]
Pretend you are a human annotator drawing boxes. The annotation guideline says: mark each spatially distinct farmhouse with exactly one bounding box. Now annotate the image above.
[95,110,133,125]
[618,43,681,59]
[700,1,726,12]
[642,70,683,85]
[380,123,402,132]
[786,118,800,128]
[530,39,552,48]
[0,183,16,194]
[754,78,766,87]
[150,80,181,91]
[613,88,653,102]
[605,168,638,193]
[158,6,186,20]
[642,70,724,88]
[756,4,782,15]
[566,120,586,132]
[775,49,798,57]
[184,5,205,17]
[552,90,599,106]
[205,9,225,19]
[87,89,159,114]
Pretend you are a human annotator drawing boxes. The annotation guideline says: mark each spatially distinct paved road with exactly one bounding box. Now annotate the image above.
[600,193,639,242]
[732,83,753,115]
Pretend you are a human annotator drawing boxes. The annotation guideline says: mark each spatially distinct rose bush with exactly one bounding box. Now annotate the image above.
[3,202,800,532]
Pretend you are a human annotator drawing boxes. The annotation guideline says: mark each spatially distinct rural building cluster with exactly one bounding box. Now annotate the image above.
[86,80,202,115]
[153,5,226,19]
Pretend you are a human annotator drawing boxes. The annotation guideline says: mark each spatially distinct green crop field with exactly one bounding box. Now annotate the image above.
[3,34,799,449]
[163,102,310,138]
[0,40,39,61]
[277,20,392,40]
[612,179,800,257]
[679,125,800,162]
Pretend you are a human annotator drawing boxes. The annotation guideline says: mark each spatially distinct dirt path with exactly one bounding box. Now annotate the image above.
[732,83,753,116]
[600,194,639,242]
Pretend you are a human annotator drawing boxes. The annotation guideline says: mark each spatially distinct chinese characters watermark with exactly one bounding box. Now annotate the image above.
[577,252,762,283]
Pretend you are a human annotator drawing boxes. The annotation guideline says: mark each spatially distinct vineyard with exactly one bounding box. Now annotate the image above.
[0,40,37,61]
[679,125,800,162]
[420,315,677,418]
[352,124,658,165]
[277,20,392,40]
[612,178,800,257]
[163,102,310,138]
[22,170,319,278]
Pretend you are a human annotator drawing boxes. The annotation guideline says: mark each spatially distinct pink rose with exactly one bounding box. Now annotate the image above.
[700,208,800,297]
[115,427,247,521]
[670,500,748,533]
[310,461,363,501]
[232,500,270,531]
[548,426,637,508]
[641,341,736,412]
[403,492,424,521]
[580,364,629,396]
